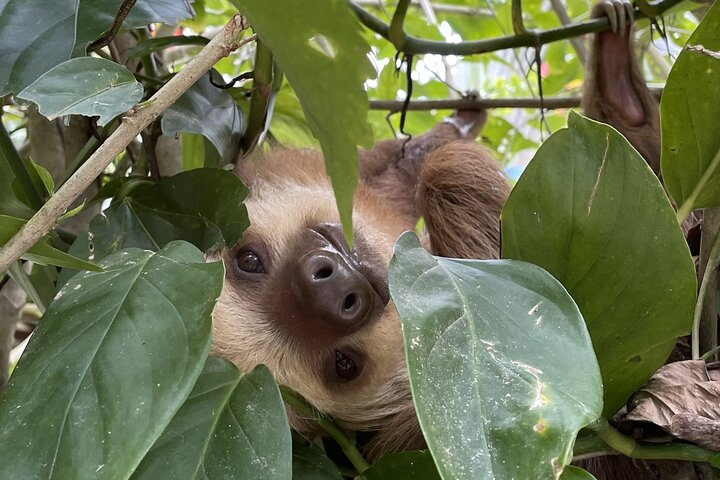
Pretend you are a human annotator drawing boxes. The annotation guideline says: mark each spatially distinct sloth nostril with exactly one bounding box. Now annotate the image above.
[343,293,357,311]
[313,266,333,280]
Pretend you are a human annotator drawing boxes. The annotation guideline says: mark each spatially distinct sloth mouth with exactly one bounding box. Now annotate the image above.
[310,224,390,306]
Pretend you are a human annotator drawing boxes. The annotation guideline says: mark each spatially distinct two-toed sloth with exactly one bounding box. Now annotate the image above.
[212,0,665,471]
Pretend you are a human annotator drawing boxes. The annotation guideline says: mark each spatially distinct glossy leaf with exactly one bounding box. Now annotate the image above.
[660,1,720,213]
[292,439,343,480]
[162,72,242,163]
[0,241,223,479]
[65,168,249,272]
[389,232,602,480]
[232,0,374,242]
[502,112,696,416]
[0,214,101,271]
[18,58,143,126]
[0,126,34,219]
[132,358,292,480]
[0,0,193,95]
[362,451,440,480]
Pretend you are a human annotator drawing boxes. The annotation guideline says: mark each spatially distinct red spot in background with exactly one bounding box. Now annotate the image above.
[540,63,550,78]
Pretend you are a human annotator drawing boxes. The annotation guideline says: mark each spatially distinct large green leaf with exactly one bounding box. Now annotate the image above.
[660,1,720,214]
[232,0,374,241]
[502,112,696,416]
[161,72,242,163]
[17,58,143,126]
[0,214,101,271]
[64,168,249,272]
[0,241,223,479]
[389,232,602,480]
[0,0,193,96]
[132,358,291,480]
[361,451,440,480]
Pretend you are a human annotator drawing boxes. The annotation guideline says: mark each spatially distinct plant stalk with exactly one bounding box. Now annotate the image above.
[279,385,370,474]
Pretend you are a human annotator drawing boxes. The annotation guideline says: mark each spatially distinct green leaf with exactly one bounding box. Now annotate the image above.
[11,157,54,206]
[0,241,223,479]
[162,72,242,163]
[362,451,440,480]
[660,1,720,215]
[232,0,374,242]
[0,214,101,271]
[560,466,597,480]
[389,232,602,480]
[0,124,34,219]
[132,358,292,480]
[68,168,249,264]
[292,439,343,480]
[0,0,193,96]
[17,58,143,126]
[502,112,696,416]
[181,133,207,171]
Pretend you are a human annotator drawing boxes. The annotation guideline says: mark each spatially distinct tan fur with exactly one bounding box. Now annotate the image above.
[211,116,507,459]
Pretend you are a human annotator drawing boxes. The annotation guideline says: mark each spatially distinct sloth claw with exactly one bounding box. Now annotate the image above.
[594,0,633,35]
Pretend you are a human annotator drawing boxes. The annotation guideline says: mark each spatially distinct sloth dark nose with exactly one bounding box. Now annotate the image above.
[295,250,375,332]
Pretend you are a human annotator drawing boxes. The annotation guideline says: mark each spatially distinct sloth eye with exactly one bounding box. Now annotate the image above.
[335,350,360,381]
[236,250,265,274]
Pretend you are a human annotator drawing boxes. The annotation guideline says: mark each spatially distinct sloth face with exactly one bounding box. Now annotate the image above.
[211,149,423,454]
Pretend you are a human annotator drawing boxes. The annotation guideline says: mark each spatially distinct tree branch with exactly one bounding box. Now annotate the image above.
[369,89,662,112]
[548,0,587,64]
[0,16,250,275]
[354,0,492,17]
[350,0,685,55]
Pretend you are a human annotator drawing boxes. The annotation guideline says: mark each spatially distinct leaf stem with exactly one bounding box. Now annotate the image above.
[587,418,720,465]
[0,119,44,210]
[692,222,720,359]
[388,0,410,48]
[676,146,720,225]
[279,385,370,474]
[349,0,684,55]
[240,39,274,154]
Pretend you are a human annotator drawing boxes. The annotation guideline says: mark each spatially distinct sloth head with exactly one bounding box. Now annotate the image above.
[211,147,422,456]
[211,114,508,457]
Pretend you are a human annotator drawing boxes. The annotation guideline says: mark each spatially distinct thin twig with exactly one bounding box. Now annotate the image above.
[88,0,138,52]
[0,16,250,275]
[370,89,663,112]
[548,0,587,64]
[350,0,684,55]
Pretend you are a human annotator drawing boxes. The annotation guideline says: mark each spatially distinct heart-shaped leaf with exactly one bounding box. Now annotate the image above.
[132,358,292,480]
[502,112,696,417]
[389,232,602,480]
[231,0,374,242]
[0,241,223,479]
[162,71,242,163]
[18,58,143,126]
[660,0,720,216]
